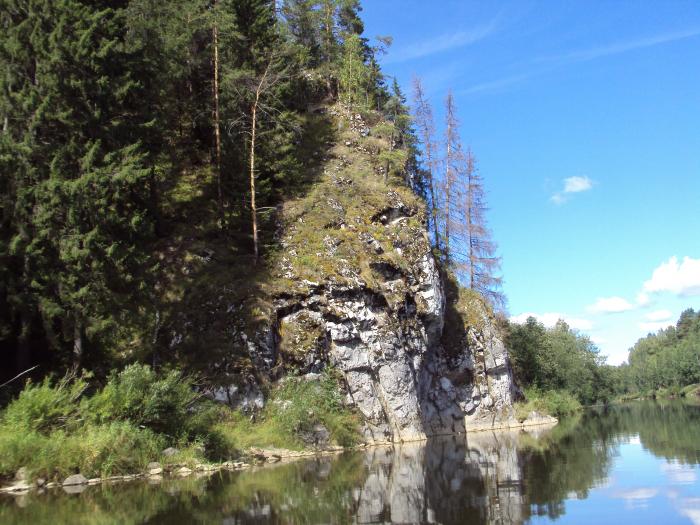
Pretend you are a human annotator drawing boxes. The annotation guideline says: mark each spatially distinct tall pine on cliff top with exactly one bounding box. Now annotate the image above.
[1,0,155,368]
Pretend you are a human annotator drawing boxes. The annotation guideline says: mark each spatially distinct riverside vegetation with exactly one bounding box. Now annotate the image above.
[0,364,359,481]
[1,0,699,493]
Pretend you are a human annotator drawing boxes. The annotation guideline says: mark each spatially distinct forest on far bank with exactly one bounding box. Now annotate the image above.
[506,307,700,408]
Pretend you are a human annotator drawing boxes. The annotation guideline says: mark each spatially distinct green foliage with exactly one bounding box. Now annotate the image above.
[339,33,369,109]
[0,366,231,479]
[1,375,88,434]
[0,421,164,480]
[217,370,360,450]
[507,317,612,405]
[88,364,199,437]
[515,388,582,420]
[624,308,700,394]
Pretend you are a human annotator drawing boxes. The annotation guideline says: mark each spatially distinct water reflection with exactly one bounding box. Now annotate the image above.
[2,400,700,524]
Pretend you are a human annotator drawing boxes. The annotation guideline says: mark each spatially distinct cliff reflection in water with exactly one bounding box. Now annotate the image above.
[2,400,700,525]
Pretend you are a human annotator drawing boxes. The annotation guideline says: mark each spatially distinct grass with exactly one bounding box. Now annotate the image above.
[515,388,582,421]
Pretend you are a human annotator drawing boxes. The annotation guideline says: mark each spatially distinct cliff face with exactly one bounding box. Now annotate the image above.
[205,108,517,442]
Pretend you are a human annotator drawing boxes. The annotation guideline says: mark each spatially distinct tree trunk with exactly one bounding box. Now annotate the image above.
[16,313,31,375]
[212,4,223,224]
[249,62,272,263]
[73,319,83,369]
[250,102,259,263]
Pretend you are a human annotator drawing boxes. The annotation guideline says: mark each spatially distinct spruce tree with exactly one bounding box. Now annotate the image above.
[1,0,156,368]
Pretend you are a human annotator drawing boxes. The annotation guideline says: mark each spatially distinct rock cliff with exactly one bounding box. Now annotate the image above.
[201,108,518,442]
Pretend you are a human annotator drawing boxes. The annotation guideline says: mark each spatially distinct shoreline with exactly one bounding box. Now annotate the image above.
[0,417,559,497]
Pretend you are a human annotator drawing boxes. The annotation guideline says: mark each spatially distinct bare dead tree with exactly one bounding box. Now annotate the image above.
[443,90,459,264]
[411,77,440,249]
[450,148,505,309]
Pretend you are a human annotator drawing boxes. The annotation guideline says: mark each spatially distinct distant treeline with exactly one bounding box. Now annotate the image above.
[505,318,619,405]
[620,308,700,395]
[507,308,700,405]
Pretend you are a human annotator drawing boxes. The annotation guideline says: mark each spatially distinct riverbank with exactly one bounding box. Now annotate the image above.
[0,365,567,496]
[616,383,700,402]
[0,410,563,497]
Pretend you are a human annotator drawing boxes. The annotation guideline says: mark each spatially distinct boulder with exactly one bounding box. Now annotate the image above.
[14,467,29,482]
[147,462,163,476]
[299,423,331,447]
[62,474,88,487]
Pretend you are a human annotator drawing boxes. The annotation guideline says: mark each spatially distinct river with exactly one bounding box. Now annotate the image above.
[2,400,700,524]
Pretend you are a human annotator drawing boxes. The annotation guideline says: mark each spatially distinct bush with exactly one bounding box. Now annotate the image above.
[516,388,582,421]
[88,364,198,437]
[268,371,360,447]
[2,375,88,434]
[0,365,218,479]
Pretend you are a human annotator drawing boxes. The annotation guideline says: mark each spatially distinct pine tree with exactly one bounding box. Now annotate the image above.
[280,0,321,66]
[222,0,293,262]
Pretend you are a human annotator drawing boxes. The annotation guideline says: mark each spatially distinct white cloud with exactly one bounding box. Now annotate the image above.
[679,498,700,525]
[639,320,674,333]
[643,256,700,296]
[461,72,533,96]
[636,292,652,306]
[615,488,658,501]
[551,176,594,204]
[563,176,593,193]
[645,309,673,322]
[385,21,497,64]
[510,312,593,331]
[614,487,658,509]
[538,28,700,65]
[587,296,634,314]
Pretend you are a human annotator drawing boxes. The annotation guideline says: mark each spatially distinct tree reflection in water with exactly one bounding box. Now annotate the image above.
[2,400,700,524]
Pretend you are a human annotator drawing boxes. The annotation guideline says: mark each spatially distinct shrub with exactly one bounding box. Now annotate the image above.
[88,364,198,437]
[217,370,360,450]
[1,375,88,434]
[266,371,360,447]
[0,365,216,479]
[516,388,581,421]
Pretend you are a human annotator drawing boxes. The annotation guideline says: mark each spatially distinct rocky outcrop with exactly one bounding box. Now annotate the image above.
[215,206,517,441]
[203,108,518,442]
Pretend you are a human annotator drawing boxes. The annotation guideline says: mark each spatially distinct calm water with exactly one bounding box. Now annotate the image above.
[2,400,700,524]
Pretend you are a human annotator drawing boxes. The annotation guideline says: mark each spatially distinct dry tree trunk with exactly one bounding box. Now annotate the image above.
[249,63,272,263]
[212,3,223,223]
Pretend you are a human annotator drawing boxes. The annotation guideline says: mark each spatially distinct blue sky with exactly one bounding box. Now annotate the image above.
[362,0,700,364]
